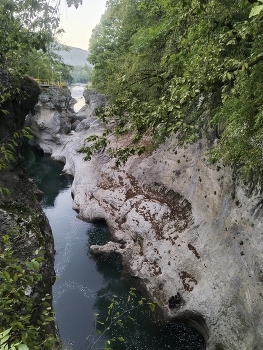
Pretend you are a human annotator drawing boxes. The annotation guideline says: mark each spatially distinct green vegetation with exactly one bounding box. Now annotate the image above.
[71,64,93,83]
[26,47,74,85]
[87,288,156,350]
[0,233,56,350]
[88,0,263,181]
[0,1,82,95]
[0,128,32,171]
[0,1,82,349]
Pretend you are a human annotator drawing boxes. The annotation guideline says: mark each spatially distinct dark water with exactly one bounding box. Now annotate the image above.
[24,145,206,350]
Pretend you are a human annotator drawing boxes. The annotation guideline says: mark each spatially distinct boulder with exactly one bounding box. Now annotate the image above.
[75,115,100,132]
[71,120,80,130]
[83,88,109,114]
[0,73,41,140]
[75,104,92,120]
[27,87,73,152]
[69,97,77,113]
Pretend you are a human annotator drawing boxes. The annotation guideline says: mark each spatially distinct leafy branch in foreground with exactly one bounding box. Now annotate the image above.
[78,102,154,166]
[0,127,32,170]
[79,130,147,167]
[87,288,156,350]
[249,0,263,18]
[0,127,33,196]
[79,132,110,162]
[0,232,57,350]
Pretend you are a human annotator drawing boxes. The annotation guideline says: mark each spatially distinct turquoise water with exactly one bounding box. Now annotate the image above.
[25,145,205,350]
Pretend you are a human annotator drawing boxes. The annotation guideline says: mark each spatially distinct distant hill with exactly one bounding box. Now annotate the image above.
[56,46,89,66]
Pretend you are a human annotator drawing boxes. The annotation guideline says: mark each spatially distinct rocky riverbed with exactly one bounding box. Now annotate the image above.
[27,86,263,350]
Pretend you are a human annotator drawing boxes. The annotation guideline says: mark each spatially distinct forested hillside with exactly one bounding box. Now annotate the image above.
[88,0,263,182]
[55,46,89,66]
[54,46,93,83]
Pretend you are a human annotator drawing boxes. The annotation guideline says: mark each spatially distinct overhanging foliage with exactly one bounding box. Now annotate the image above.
[88,0,263,181]
[0,0,83,99]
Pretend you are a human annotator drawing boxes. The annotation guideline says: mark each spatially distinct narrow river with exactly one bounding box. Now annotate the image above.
[24,85,205,350]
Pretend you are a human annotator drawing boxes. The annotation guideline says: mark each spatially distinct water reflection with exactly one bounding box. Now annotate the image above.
[24,145,72,207]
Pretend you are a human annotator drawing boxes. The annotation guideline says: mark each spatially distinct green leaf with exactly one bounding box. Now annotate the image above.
[148,303,156,312]
[117,320,123,327]
[14,321,25,330]
[18,345,29,350]
[249,4,263,17]
[0,328,12,345]
[32,260,40,271]
[2,271,11,281]
[0,328,12,339]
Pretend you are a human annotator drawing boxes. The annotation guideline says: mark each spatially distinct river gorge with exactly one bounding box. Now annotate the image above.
[24,141,205,350]
[25,84,263,350]
[24,85,205,349]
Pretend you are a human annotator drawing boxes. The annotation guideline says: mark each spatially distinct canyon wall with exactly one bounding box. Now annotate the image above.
[28,88,263,350]
[0,76,60,347]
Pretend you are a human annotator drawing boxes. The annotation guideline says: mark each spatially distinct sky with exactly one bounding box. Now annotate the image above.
[57,0,107,50]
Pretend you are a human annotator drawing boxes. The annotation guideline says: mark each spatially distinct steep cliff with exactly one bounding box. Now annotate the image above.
[27,88,263,350]
[0,75,60,347]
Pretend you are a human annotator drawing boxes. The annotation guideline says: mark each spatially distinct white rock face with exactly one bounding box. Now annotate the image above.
[28,89,263,350]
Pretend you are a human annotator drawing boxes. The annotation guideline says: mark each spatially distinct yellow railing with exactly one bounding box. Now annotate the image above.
[33,78,66,88]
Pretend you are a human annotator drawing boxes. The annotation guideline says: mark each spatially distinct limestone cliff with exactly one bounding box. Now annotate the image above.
[28,88,263,350]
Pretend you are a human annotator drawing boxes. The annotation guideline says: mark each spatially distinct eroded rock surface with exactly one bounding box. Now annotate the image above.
[83,88,109,112]
[27,89,263,350]
[26,87,74,153]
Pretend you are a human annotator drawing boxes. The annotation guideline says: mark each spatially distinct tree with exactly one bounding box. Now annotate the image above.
[26,48,74,85]
[71,64,93,83]
[0,0,83,181]
[88,0,263,181]
[0,0,82,99]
